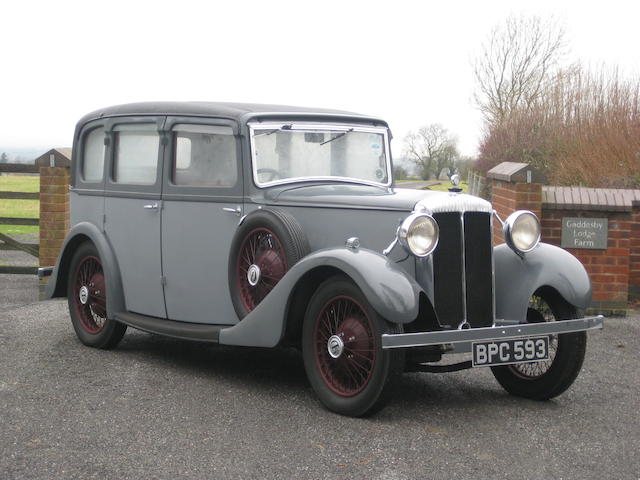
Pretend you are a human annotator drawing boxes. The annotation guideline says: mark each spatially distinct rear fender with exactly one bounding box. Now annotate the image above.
[494,242,592,321]
[44,222,125,318]
[219,247,423,348]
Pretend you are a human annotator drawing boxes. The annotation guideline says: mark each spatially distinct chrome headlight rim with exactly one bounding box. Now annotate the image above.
[503,210,541,254]
[398,213,439,258]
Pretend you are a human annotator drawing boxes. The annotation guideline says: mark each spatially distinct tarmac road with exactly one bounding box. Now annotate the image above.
[1,275,639,479]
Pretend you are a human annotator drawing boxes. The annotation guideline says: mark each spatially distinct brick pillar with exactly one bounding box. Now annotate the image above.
[487,163,543,245]
[39,167,70,267]
[630,201,640,301]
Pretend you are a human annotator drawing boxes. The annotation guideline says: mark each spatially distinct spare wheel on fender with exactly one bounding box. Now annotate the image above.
[228,208,310,318]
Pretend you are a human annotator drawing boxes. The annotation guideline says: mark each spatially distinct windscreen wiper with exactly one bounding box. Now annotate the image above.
[254,124,292,136]
[320,128,354,146]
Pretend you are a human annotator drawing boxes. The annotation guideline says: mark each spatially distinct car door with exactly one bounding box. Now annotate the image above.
[104,117,167,318]
[161,117,243,324]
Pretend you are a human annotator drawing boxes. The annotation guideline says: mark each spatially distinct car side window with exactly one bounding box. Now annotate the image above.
[172,124,237,187]
[113,124,159,185]
[82,127,105,182]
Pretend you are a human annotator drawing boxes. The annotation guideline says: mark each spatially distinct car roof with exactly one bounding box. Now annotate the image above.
[77,101,389,128]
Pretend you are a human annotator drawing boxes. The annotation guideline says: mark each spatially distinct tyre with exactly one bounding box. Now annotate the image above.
[302,275,404,417]
[67,242,127,349]
[491,293,586,400]
[229,208,309,318]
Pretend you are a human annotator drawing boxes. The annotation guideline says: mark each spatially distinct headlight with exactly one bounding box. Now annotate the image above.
[398,213,439,257]
[503,210,541,253]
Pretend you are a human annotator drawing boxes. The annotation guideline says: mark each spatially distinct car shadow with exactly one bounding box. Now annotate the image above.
[109,330,564,417]
[116,330,309,391]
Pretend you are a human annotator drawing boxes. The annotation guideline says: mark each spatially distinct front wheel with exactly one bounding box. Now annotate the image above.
[491,293,587,400]
[67,242,127,349]
[302,275,404,417]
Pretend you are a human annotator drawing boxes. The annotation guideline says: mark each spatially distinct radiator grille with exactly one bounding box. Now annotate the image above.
[432,212,494,328]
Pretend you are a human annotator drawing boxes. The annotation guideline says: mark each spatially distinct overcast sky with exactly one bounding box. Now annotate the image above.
[1,0,638,158]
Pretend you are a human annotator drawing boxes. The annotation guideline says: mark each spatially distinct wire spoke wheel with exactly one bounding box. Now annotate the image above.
[67,243,127,349]
[313,296,377,397]
[490,291,587,400]
[72,255,107,334]
[510,296,559,379]
[302,275,404,416]
[229,209,310,319]
[236,227,288,312]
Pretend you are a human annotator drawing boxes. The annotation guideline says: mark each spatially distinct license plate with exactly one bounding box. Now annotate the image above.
[472,336,550,367]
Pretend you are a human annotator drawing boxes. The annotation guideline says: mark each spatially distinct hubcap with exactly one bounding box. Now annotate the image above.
[247,264,261,286]
[74,256,107,334]
[79,286,89,305]
[327,335,344,359]
[236,228,288,312]
[314,296,377,397]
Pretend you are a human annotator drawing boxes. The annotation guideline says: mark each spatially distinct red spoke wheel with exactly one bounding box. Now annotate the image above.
[67,242,127,349]
[72,256,107,334]
[236,227,288,313]
[302,275,404,417]
[313,296,377,396]
[491,291,586,400]
[229,209,309,318]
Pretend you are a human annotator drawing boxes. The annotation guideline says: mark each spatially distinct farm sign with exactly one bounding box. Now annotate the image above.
[561,217,608,249]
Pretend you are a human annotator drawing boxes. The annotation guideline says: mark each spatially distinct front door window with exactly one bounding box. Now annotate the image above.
[161,120,242,324]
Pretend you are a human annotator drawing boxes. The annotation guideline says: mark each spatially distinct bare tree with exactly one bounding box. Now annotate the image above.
[393,165,409,180]
[473,15,567,126]
[477,64,640,187]
[404,124,459,180]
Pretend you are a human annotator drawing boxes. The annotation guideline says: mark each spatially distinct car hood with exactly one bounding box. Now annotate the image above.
[261,183,492,213]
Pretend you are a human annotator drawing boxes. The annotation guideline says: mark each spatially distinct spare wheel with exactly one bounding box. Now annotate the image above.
[229,208,310,318]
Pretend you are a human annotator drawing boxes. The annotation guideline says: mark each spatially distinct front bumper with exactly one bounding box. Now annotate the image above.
[381,316,604,349]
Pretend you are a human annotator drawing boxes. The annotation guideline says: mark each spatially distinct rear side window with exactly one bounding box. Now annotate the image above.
[172,124,237,187]
[82,127,105,182]
[113,125,159,185]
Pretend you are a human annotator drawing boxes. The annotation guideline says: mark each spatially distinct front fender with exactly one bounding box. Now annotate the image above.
[219,247,423,348]
[44,222,125,318]
[494,242,592,321]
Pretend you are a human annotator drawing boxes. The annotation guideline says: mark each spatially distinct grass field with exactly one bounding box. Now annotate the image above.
[0,175,40,235]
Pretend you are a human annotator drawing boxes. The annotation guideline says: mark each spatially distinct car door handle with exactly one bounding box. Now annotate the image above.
[143,203,159,210]
[223,207,242,216]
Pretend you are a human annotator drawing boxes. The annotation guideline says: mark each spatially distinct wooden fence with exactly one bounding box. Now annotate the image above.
[467,170,488,198]
[0,163,39,274]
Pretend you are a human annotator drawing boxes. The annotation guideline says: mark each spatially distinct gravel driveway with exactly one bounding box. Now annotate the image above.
[1,275,638,479]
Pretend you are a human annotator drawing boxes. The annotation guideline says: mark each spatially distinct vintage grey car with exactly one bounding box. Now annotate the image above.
[40,102,603,416]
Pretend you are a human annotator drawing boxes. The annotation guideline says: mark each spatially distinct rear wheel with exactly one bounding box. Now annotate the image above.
[491,293,586,400]
[302,275,404,417]
[67,242,126,349]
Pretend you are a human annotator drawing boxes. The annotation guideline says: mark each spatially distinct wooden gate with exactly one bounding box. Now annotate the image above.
[467,170,487,198]
[0,163,39,274]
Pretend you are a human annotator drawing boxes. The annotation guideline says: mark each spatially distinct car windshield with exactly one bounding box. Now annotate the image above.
[250,124,390,186]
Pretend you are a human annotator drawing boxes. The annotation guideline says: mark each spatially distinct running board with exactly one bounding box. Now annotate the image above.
[114,312,227,343]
